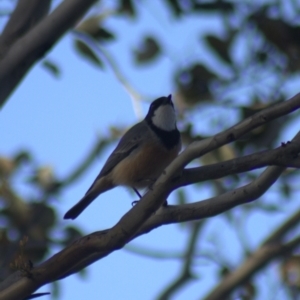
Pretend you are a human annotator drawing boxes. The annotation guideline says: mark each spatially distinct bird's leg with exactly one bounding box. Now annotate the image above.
[131,185,168,207]
[132,188,142,206]
[133,188,142,198]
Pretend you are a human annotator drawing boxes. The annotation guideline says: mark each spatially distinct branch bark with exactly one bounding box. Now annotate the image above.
[0,0,51,57]
[0,0,97,106]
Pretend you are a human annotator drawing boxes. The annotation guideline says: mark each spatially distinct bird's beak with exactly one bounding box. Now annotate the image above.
[166,94,173,105]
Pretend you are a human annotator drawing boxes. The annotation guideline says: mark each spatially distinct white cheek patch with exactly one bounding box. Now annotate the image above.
[152,105,177,131]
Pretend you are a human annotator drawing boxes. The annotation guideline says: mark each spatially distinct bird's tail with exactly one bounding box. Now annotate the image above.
[64,190,100,220]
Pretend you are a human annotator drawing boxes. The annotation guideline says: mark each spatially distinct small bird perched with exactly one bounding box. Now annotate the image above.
[64,95,181,219]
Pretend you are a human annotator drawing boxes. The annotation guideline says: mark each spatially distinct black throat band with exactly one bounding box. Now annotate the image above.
[147,121,180,150]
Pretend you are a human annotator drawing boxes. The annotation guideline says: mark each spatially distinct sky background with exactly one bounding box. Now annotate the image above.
[1,1,300,299]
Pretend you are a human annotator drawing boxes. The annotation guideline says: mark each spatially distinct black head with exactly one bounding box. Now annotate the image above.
[145,94,180,149]
[145,95,177,131]
[146,95,173,120]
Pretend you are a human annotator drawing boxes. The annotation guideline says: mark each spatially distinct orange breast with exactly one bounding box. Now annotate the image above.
[111,141,180,188]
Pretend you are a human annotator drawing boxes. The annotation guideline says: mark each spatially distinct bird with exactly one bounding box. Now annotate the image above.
[64,95,181,219]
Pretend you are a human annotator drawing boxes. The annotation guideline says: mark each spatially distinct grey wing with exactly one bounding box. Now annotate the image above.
[99,121,147,176]
[86,121,149,193]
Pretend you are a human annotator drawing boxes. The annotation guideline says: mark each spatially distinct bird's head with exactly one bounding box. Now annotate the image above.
[145,95,177,131]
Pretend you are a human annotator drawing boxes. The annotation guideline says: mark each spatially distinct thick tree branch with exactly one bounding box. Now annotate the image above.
[0,0,97,106]
[1,93,300,299]
[0,0,51,58]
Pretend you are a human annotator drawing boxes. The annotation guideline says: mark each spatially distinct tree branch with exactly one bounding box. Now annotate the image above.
[177,139,300,188]
[0,0,51,57]
[203,208,300,300]
[136,165,285,235]
[263,209,300,245]
[0,0,97,106]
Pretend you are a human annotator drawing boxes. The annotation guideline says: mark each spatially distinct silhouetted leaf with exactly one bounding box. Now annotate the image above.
[281,256,300,289]
[63,226,84,246]
[76,16,115,42]
[281,182,291,198]
[250,11,300,70]
[251,13,300,53]
[175,63,216,105]
[256,50,268,63]
[176,189,186,205]
[42,60,60,78]
[118,0,136,17]
[205,35,232,64]
[219,266,231,278]
[134,36,161,64]
[95,27,115,41]
[14,150,32,165]
[74,40,103,68]
[257,203,281,213]
[165,0,183,17]
[193,1,234,13]
[77,16,100,36]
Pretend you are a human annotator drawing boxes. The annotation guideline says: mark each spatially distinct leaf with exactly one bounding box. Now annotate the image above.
[134,36,161,64]
[250,11,300,58]
[256,50,268,63]
[94,27,115,41]
[74,40,103,68]
[193,1,234,13]
[205,35,232,64]
[63,226,84,246]
[175,63,216,104]
[255,203,281,213]
[281,182,291,198]
[280,255,300,288]
[42,60,60,77]
[165,0,183,17]
[176,189,186,205]
[118,0,136,18]
[76,16,115,42]
[219,266,231,278]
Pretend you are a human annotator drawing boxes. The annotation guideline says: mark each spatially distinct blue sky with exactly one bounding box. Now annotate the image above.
[1,1,300,299]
